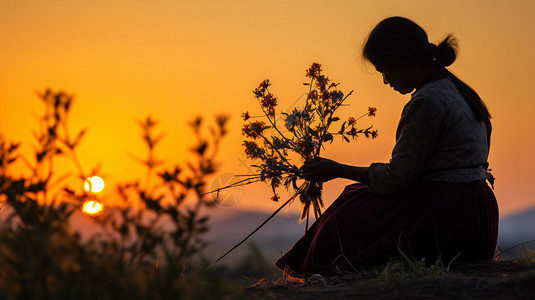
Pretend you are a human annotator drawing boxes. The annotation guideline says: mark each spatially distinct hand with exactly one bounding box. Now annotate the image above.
[300,157,340,182]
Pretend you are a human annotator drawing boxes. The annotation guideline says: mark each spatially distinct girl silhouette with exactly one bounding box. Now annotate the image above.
[276,16,498,278]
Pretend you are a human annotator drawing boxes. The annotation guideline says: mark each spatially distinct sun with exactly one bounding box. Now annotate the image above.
[84,176,105,193]
[82,200,103,215]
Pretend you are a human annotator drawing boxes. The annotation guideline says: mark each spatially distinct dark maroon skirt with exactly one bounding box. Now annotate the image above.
[276,180,498,278]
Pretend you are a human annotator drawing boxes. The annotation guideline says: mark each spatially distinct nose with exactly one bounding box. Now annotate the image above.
[382,73,388,85]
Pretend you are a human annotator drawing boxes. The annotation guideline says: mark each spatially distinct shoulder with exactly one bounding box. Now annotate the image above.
[404,77,463,116]
[413,77,459,98]
[411,77,463,106]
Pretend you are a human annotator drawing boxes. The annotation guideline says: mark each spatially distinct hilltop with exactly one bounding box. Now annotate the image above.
[245,260,535,299]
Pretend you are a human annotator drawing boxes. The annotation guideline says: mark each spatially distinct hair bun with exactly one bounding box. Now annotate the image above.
[434,35,458,67]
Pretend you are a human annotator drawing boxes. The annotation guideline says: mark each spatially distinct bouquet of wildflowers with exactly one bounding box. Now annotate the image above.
[241,63,377,221]
[210,63,377,266]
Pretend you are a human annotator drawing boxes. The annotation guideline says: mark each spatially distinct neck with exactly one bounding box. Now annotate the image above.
[414,65,446,91]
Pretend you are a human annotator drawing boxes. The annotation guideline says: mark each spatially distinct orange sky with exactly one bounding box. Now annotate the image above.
[1,0,534,217]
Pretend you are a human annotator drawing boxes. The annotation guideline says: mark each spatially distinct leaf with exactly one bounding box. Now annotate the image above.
[329,117,340,122]
[308,128,319,138]
[48,125,57,138]
[63,188,75,195]
[8,142,20,153]
[339,121,346,134]
[166,206,179,222]
[194,141,208,155]
[323,133,334,143]
[73,128,87,146]
[143,194,164,212]
[27,181,47,193]
[54,94,61,108]
[64,96,72,111]
[197,216,209,224]
[36,150,47,162]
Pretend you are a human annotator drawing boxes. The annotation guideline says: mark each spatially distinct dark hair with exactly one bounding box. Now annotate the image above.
[363,16,491,126]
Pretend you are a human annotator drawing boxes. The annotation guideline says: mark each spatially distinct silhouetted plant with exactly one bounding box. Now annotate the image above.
[105,114,228,273]
[0,89,99,299]
[0,89,238,299]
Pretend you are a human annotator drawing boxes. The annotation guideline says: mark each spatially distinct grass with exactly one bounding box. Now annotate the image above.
[515,244,535,265]
[244,246,535,299]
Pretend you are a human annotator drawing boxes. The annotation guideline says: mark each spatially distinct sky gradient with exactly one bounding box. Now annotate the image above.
[1,0,534,217]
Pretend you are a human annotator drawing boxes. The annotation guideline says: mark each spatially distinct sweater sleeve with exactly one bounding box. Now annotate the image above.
[367,96,445,196]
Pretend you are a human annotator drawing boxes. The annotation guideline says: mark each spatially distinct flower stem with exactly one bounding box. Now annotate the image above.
[208,187,302,268]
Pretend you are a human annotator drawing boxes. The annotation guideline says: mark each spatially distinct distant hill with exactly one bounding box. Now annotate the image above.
[204,209,307,266]
[497,207,535,259]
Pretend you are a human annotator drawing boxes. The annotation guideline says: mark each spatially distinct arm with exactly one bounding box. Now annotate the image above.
[300,95,444,193]
[300,158,369,183]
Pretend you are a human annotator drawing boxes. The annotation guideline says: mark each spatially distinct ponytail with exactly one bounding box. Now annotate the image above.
[447,69,492,147]
[430,35,457,67]
[431,35,492,123]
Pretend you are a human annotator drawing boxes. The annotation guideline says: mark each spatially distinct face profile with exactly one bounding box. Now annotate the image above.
[377,65,417,95]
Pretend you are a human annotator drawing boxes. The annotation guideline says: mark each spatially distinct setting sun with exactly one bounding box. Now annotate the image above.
[84,176,105,193]
[82,200,104,215]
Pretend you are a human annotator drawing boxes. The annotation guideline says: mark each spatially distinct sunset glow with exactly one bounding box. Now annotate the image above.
[1,0,534,217]
[84,176,105,193]
[82,200,103,215]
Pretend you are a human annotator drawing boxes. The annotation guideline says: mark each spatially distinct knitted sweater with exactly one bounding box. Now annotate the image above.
[367,77,491,196]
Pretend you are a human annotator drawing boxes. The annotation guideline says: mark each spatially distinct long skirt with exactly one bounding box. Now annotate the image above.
[275,180,498,278]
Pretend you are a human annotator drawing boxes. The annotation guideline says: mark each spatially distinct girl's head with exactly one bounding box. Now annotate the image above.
[363,16,457,69]
[363,16,491,123]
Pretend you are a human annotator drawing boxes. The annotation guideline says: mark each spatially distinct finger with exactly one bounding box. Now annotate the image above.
[312,157,323,163]
[300,164,313,172]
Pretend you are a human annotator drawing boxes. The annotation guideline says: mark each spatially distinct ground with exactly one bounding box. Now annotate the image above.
[244,260,535,299]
